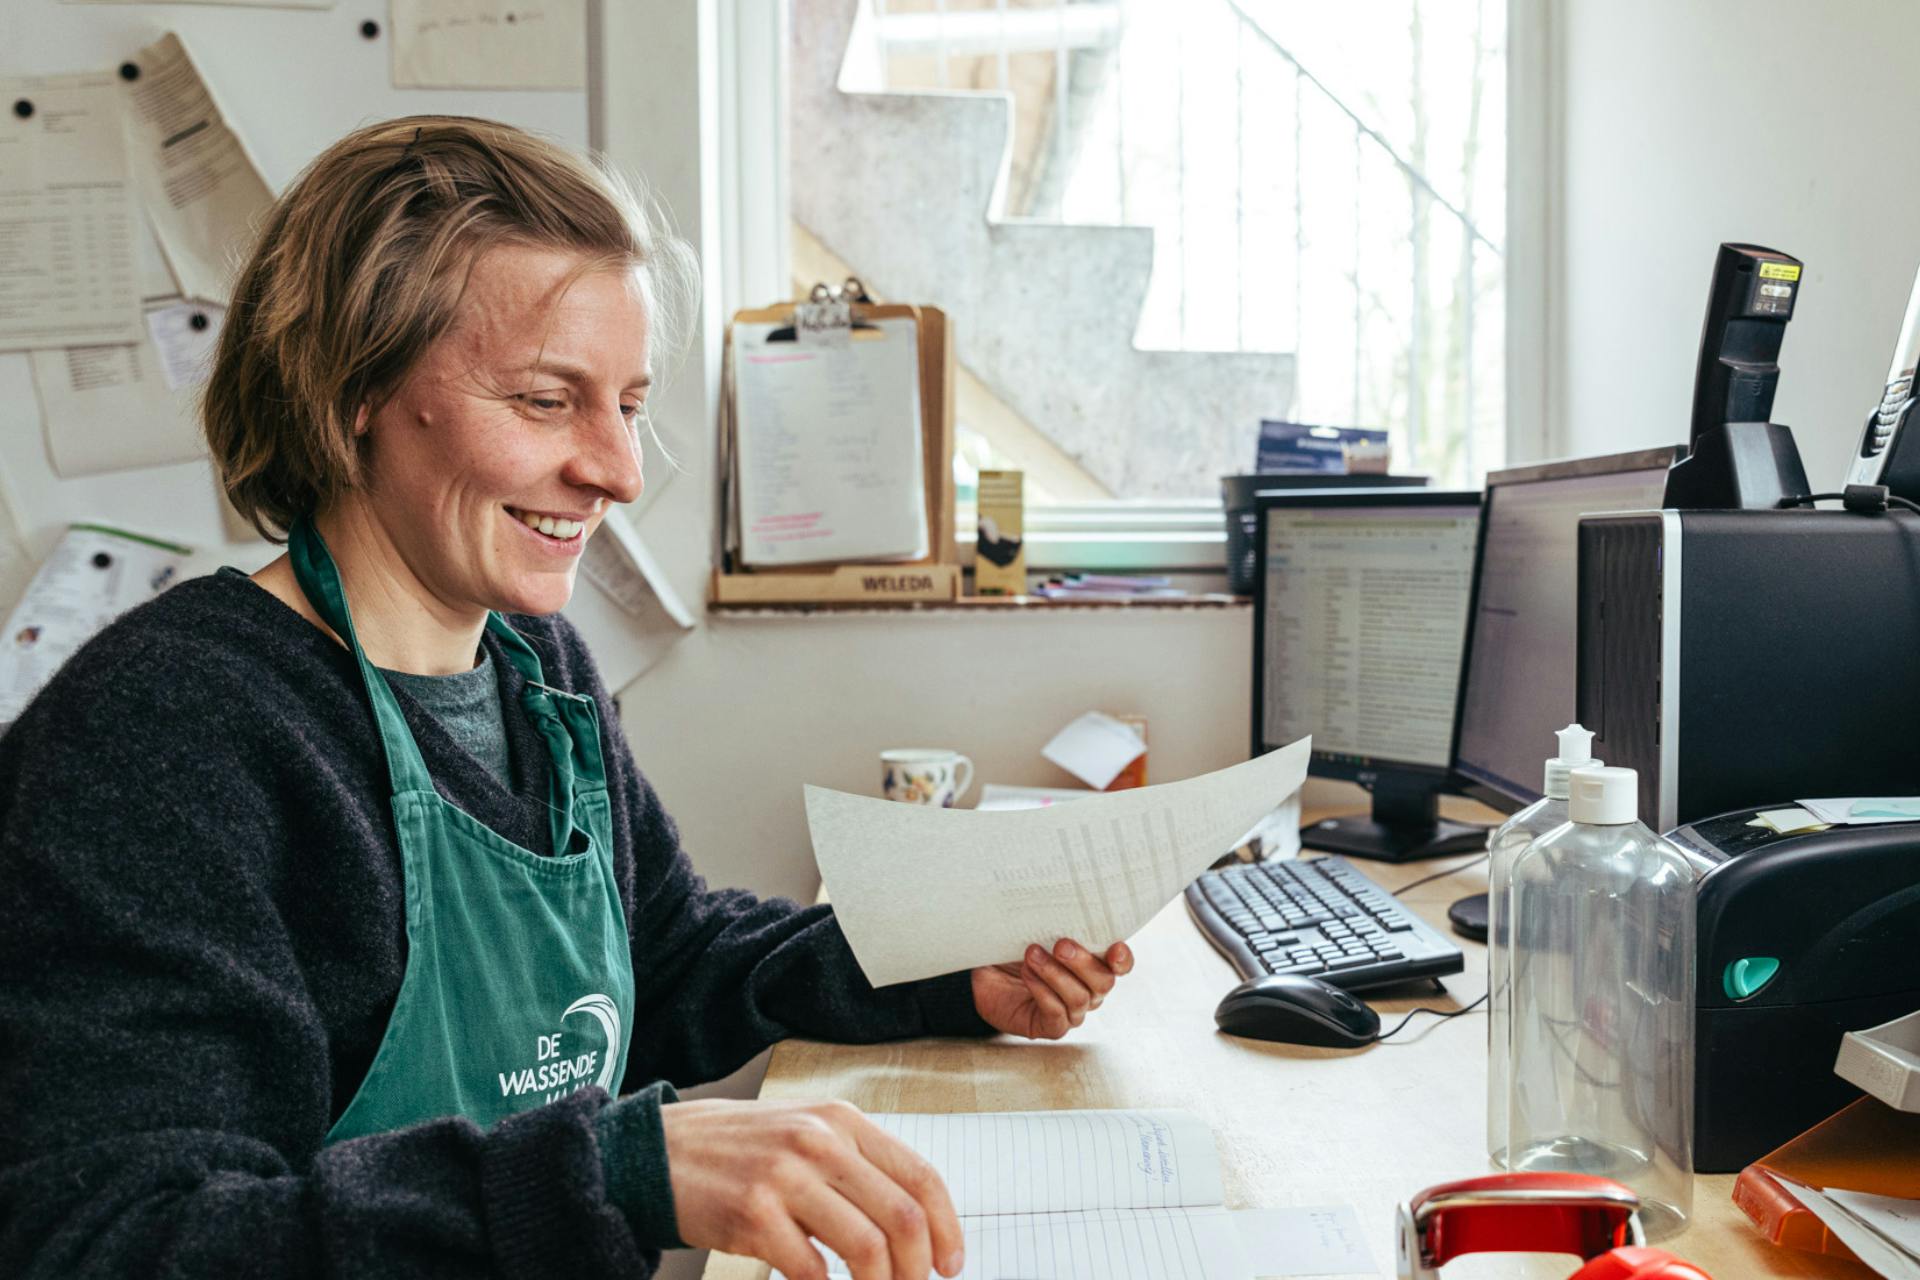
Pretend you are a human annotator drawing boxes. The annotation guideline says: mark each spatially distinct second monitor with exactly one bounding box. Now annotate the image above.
[1254,488,1484,861]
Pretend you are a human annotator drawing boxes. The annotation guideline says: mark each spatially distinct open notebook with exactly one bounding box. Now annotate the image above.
[780,1110,1254,1280]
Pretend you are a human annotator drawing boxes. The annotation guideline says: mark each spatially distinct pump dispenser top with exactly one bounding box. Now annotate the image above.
[1543,723,1596,798]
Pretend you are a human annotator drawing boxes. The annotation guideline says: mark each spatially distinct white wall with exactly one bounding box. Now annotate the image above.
[1549,0,1920,488]
[625,607,1253,903]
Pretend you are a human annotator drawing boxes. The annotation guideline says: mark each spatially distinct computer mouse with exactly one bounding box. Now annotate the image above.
[1213,973,1382,1048]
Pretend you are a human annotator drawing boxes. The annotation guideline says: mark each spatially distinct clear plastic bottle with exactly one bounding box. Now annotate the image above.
[1505,765,1697,1240]
[1485,723,1598,1169]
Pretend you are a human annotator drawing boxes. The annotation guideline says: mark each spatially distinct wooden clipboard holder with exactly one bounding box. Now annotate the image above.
[712,286,956,606]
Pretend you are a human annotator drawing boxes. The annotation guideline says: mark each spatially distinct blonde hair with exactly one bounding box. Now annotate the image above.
[203,116,696,541]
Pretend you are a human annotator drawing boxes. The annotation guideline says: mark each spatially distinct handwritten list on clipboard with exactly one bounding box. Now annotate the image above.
[731,317,928,567]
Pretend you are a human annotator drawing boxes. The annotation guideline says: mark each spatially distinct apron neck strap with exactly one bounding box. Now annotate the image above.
[288,518,446,797]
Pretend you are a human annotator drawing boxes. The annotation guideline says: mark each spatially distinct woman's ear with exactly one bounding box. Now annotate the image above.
[352,404,371,437]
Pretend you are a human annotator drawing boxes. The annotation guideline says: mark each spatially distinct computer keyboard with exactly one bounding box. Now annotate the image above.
[1185,855,1465,991]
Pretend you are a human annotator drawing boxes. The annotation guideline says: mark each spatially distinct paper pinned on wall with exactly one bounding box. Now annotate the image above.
[0,524,191,732]
[0,72,143,352]
[121,33,274,304]
[28,296,218,478]
[390,0,587,91]
[807,737,1312,987]
[65,0,336,7]
[143,299,223,392]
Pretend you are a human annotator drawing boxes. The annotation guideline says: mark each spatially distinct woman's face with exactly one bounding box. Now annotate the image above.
[356,244,650,620]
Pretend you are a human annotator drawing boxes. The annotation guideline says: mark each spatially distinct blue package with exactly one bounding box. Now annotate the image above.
[1256,421,1389,474]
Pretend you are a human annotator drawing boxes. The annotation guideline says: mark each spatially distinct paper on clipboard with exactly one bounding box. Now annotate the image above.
[121,33,274,304]
[807,738,1311,987]
[732,317,928,567]
[0,71,143,352]
[28,297,218,478]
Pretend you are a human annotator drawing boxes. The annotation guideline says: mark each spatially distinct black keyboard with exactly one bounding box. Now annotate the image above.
[1185,855,1464,991]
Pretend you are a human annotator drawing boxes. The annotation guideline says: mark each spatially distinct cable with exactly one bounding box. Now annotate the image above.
[1391,852,1489,897]
[1779,484,1920,517]
[1375,991,1488,1042]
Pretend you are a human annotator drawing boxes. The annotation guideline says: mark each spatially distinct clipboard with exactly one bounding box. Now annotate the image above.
[713,286,955,606]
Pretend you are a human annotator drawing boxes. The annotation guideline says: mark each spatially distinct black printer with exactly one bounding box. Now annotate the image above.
[1665,809,1920,1172]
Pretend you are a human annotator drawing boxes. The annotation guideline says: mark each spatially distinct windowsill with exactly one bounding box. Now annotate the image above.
[709,593,1249,617]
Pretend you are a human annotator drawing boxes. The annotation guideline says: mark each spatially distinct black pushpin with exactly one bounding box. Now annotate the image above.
[119,62,140,82]
[360,19,380,39]
[505,11,517,22]
[189,312,210,332]
[91,553,113,570]
[12,99,32,120]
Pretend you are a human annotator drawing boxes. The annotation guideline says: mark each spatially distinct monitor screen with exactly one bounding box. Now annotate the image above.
[1258,498,1482,774]
[1453,464,1673,806]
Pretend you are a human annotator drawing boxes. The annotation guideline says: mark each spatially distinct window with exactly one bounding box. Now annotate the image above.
[792,0,1507,514]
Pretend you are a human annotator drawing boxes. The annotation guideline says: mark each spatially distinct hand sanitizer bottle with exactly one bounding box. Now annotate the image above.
[1486,723,1597,1169]
[1506,765,1697,1239]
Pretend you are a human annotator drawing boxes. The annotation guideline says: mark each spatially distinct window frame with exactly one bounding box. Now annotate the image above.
[727,0,1554,573]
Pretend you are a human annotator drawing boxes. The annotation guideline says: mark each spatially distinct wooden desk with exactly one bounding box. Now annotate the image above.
[703,798,1860,1279]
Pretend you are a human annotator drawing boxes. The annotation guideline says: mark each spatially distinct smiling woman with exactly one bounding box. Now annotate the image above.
[0,116,1134,1280]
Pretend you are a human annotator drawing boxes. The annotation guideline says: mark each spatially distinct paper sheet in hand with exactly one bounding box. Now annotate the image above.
[807,738,1310,986]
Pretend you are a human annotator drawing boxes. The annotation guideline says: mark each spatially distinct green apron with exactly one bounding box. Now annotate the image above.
[288,519,636,1144]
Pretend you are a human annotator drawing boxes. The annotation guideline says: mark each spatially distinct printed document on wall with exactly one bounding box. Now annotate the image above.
[0,525,190,732]
[64,0,336,8]
[391,0,587,90]
[806,738,1311,986]
[0,72,142,352]
[733,319,928,567]
[29,298,220,477]
[121,34,274,304]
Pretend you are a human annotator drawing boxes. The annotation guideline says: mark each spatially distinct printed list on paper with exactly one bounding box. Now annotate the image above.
[806,738,1310,987]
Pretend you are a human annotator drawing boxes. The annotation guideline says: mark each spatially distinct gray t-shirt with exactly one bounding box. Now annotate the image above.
[379,651,512,789]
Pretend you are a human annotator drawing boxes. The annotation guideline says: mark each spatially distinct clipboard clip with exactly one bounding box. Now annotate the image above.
[1395,1174,1712,1280]
[766,278,882,344]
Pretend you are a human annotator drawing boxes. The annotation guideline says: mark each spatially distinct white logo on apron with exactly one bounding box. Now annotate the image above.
[563,993,622,1090]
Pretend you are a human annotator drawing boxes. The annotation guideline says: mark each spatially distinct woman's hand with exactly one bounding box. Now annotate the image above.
[663,1098,964,1280]
[971,938,1134,1040]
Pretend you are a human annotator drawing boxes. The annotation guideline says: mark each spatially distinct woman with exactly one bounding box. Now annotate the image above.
[0,117,1130,1280]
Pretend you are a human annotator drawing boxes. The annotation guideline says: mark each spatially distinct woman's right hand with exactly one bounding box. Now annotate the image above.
[662,1098,965,1280]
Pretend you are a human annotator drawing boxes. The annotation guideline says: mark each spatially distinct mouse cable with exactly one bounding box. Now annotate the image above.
[1779,484,1920,517]
[1391,852,1489,897]
[1375,991,1489,1042]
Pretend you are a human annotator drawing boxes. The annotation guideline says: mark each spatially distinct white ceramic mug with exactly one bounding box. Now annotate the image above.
[880,748,975,807]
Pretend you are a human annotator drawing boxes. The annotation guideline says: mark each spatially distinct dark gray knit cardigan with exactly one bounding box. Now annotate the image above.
[0,569,988,1278]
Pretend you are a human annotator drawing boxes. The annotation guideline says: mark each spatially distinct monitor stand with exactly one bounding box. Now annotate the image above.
[1300,777,1488,863]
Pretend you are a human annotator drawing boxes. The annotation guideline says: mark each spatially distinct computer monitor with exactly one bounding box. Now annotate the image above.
[1252,488,1486,861]
[1452,447,1683,811]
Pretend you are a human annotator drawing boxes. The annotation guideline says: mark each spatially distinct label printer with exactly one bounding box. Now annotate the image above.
[1665,815,1920,1172]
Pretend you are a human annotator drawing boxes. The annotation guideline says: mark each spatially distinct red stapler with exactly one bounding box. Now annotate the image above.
[1396,1173,1713,1279]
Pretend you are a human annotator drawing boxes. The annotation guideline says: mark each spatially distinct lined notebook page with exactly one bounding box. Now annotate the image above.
[822,1206,1249,1280]
[871,1110,1226,1216]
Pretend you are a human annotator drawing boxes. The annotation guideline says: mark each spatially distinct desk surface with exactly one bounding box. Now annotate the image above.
[702,798,1865,1280]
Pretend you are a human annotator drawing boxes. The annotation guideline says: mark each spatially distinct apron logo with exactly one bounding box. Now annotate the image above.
[495,993,623,1103]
